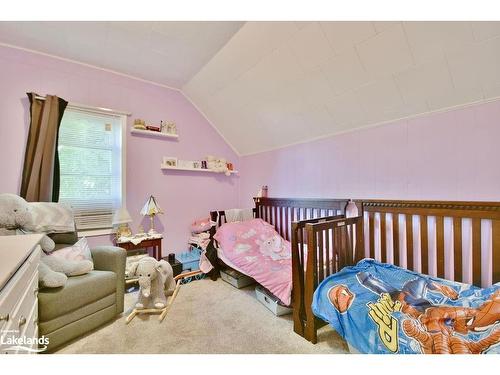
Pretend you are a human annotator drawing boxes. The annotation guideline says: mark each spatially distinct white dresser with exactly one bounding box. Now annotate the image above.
[0,234,42,354]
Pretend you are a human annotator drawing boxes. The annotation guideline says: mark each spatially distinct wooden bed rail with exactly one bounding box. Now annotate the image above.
[293,215,363,343]
[355,199,500,287]
[254,197,349,241]
[293,198,500,344]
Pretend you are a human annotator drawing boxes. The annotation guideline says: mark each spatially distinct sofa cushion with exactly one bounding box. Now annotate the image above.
[38,270,116,322]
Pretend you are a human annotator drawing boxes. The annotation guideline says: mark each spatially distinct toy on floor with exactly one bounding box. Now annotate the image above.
[125,269,203,324]
[129,256,176,309]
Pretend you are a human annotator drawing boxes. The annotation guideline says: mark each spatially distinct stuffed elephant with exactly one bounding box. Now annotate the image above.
[129,257,176,309]
[0,193,93,288]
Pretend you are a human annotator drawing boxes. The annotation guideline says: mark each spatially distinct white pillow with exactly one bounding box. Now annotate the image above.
[28,202,75,233]
[48,237,93,268]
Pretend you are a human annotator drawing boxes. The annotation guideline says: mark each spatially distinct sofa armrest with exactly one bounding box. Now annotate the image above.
[91,246,126,314]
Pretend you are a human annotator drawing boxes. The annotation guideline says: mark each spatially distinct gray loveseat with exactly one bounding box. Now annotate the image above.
[37,231,126,352]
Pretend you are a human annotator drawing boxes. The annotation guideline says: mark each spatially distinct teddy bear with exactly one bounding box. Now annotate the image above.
[255,233,291,261]
[206,155,231,176]
[0,193,93,288]
[129,256,176,309]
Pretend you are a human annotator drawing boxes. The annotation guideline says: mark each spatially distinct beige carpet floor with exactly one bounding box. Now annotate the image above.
[56,278,349,354]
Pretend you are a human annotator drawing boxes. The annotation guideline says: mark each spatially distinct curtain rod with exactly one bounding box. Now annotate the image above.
[34,94,132,117]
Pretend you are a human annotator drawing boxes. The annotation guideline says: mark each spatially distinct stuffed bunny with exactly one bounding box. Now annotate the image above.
[129,257,176,309]
[0,193,93,288]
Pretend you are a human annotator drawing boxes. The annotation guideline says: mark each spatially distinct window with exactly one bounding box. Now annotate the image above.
[58,107,126,231]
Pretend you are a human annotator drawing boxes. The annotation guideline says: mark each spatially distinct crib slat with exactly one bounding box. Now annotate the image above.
[472,218,482,286]
[436,216,445,278]
[406,214,414,270]
[393,214,400,266]
[318,231,324,283]
[345,225,353,265]
[493,220,500,284]
[340,226,347,269]
[355,219,364,262]
[453,217,463,282]
[334,227,341,272]
[420,215,429,274]
[285,207,289,240]
[369,212,375,259]
[325,229,331,276]
[273,206,278,230]
[380,213,386,263]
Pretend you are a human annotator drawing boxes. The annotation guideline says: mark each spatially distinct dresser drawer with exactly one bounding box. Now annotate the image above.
[0,246,40,331]
[11,271,38,333]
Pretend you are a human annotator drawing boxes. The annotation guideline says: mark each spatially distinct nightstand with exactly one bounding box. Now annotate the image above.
[116,236,162,260]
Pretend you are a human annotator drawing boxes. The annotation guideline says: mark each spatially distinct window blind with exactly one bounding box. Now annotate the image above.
[58,108,124,230]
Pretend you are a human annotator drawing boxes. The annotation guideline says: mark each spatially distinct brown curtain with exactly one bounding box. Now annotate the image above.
[20,93,68,202]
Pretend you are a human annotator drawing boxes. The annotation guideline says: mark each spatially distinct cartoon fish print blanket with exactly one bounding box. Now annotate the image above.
[312,259,500,354]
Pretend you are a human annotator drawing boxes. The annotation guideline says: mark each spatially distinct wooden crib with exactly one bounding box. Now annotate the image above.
[292,199,500,343]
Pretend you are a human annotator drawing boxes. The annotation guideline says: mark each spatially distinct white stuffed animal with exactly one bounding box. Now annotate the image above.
[206,155,231,176]
[129,257,176,309]
[0,193,93,288]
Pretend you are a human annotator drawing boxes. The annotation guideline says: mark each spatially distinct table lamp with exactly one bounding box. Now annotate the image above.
[140,195,163,235]
[112,207,132,240]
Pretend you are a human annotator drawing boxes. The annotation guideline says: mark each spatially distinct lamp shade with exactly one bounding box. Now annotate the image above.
[112,207,132,226]
[140,195,163,217]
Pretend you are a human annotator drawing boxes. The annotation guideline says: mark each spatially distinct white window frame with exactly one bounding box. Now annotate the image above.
[58,102,129,237]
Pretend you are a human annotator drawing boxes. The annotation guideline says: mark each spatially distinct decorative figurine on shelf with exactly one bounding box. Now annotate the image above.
[133,119,146,130]
[140,195,163,235]
[206,155,231,176]
[112,207,133,240]
[165,121,177,135]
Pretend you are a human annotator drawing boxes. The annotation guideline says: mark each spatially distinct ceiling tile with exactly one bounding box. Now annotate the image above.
[183,22,297,96]
[325,91,367,127]
[470,21,500,42]
[288,22,335,71]
[320,48,370,95]
[319,22,376,54]
[372,21,401,33]
[394,58,454,107]
[403,21,474,64]
[355,78,405,117]
[356,23,414,78]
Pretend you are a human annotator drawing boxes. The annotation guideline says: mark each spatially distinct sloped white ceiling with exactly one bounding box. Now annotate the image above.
[0,21,243,87]
[2,21,500,155]
[183,21,500,155]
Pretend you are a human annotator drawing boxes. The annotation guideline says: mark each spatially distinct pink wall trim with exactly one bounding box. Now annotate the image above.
[0,45,240,256]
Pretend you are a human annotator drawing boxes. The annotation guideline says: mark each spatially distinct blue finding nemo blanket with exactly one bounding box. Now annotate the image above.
[312,259,500,354]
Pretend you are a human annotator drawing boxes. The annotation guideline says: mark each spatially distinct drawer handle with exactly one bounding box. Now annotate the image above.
[34,287,39,297]
[18,316,26,327]
[0,313,9,322]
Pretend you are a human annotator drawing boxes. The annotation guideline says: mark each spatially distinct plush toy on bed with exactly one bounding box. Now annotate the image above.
[256,234,291,261]
[0,193,93,288]
[129,256,176,309]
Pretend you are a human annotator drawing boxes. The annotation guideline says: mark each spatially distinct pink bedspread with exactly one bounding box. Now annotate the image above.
[214,218,292,305]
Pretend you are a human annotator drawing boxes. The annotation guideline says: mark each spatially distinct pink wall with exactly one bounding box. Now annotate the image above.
[0,45,239,255]
[238,100,500,207]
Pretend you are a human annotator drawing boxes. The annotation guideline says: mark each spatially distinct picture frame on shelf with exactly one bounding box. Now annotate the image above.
[163,157,178,167]
[178,160,196,169]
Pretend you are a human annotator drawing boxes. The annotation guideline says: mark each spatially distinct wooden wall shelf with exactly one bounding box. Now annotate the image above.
[161,165,238,174]
[131,128,179,139]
